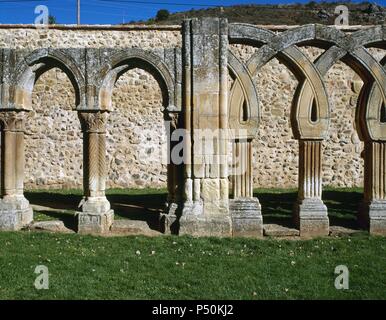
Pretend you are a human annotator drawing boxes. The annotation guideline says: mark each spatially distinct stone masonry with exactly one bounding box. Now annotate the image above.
[1,21,386,237]
[0,25,376,190]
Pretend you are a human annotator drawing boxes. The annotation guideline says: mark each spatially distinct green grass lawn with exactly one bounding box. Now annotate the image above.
[0,187,384,300]
[0,232,385,299]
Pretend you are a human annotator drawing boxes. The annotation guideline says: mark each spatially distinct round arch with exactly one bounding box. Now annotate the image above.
[98,48,175,112]
[13,49,84,110]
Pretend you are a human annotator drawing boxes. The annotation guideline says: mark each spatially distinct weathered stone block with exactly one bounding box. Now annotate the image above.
[359,200,386,236]
[77,197,114,234]
[230,198,263,238]
[0,197,33,231]
[201,179,220,202]
[294,198,329,238]
[177,213,232,237]
[77,210,114,234]
[31,220,74,233]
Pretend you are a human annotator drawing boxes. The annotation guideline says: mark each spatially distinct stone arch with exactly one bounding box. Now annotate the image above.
[13,49,84,110]
[227,23,337,236]
[98,48,175,112]
[228,50,259,139]
[228,23,386,235]
[229,23,330,140]
[357,55,386,142]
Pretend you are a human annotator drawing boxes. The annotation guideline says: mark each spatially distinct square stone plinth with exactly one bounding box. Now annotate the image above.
[295,199,329,238]
[230,198,263,238]
[0,197,33,231]
[164,211,232,237]
[360,200,386,236]
[77,210,114,234]
[77,197,114,234]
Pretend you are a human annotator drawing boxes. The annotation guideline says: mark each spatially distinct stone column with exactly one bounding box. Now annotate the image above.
[295,139,329,237]
[176,18,232,237]
[77,111,113,234]
[164,112,181,233]
[230,139,262,237]
[0,111,33,230]
[360,141,386,235]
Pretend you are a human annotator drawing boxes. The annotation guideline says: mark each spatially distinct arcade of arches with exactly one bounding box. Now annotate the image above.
[1,19,386,237]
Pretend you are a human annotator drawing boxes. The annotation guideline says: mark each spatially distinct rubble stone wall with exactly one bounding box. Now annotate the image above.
[0,26,370,189]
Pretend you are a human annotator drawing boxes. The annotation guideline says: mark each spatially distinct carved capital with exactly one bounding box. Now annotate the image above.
[166,112,179,130]
[78,111,107,133]
[0,111,28,132]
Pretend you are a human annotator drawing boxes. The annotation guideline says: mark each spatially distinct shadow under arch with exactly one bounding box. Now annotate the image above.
[99,50,177,232]
[10,51,85,231]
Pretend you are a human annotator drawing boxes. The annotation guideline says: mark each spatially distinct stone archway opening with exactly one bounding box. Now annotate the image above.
[320,64,364,231]
[24,67,82,231]
[254,57,300,233]
[106,67,168,234]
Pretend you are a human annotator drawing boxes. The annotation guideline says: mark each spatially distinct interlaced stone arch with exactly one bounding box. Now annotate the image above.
[228,23,332,236]
[227,50,259,139]
[227,23,386,236]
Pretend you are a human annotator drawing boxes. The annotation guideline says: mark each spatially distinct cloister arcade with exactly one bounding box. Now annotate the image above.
[1,18,386,237]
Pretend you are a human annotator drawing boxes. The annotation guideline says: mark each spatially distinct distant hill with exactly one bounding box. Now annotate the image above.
[125,2,386,26]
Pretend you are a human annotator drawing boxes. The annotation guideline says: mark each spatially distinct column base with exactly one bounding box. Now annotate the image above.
[0,196,33,231]
[164,201,232,237]
[161,202,180,235]
[359,200,386,236]
[294,198,329,238]
[77,197,114,234]
[230,198,263,238]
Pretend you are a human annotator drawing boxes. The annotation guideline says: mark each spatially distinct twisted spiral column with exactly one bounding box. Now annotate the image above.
[77,111,113,234]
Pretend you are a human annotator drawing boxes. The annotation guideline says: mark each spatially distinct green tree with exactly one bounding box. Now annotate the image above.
[306,1,317,8]
[48,15,57,25]
[156,9,170,21]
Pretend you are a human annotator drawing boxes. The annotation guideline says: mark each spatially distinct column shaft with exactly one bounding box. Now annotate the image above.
[78,111,113,234]
[360,141,386,235]
[296,139,328,237]
[0,111,33,231]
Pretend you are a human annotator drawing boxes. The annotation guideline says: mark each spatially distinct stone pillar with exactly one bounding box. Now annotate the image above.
[0,111,33,230]
[164,112,181,233]
[230,139,262,237]
[77,111,113,234]
[295,139,329,237]
[360,141,386,235]
[176,18,232,237]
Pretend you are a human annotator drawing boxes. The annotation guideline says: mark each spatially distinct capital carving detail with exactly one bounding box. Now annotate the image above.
[78,112,107,133]
[0,111,28,132]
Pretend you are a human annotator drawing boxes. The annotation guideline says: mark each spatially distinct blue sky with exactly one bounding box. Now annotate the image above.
[0,0,385,25]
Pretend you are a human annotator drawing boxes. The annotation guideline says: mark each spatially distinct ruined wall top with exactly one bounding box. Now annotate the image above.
[0,23,377,31]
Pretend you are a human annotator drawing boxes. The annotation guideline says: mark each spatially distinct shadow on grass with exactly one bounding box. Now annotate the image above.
[255,192,296,228]
[25,191,82,211]
[36,210,78,231]
[255,189,364,230]
[25,190,167,232]
[323,190,362,229]
[107,193,167,231]
[26,189,364,231]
